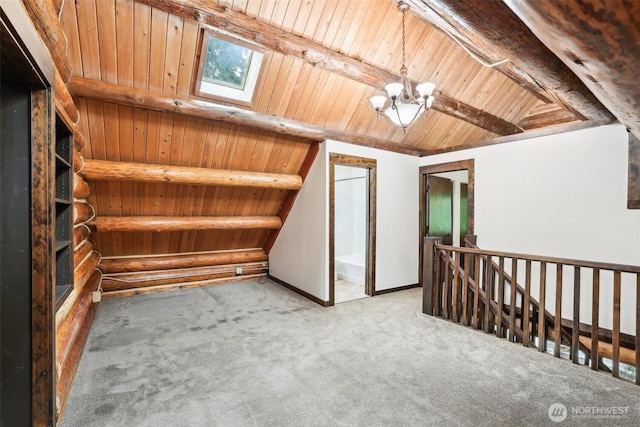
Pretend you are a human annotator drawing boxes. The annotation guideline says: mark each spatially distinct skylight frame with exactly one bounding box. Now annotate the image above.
[194,30,266,107]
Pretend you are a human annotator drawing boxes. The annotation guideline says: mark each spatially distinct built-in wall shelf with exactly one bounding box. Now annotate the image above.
[55,115,74,309]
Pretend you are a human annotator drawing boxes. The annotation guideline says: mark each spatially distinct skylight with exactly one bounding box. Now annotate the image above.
[195,31,264,106]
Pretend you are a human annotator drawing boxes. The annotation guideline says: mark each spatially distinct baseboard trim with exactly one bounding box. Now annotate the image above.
[268,275,330,307]
[374,283,421,295]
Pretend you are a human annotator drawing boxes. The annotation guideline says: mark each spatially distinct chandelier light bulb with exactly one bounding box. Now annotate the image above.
[370,96,387,110]
[416,82,436,98]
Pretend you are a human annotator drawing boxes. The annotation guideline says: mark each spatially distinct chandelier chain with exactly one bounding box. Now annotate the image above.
[401,8,406,67]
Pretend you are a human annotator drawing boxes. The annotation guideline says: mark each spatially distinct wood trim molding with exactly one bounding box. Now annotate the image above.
[329,153,377,306]
[374,283,421,296]
[268,274,330,307]
[418,159,475,287]
[629,132,640,209]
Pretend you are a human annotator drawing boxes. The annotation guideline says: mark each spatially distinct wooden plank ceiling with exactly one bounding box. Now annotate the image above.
[59,0,621,260]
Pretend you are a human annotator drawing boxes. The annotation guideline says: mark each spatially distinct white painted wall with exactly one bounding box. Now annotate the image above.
[269,140,420,301]
[334,165,367,260]
[420,124,640,333]
[269,143,329,301]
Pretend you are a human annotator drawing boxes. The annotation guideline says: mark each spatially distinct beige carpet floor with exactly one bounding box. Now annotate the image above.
[60,279,640,426]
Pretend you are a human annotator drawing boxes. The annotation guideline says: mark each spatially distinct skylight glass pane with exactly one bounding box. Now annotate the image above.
[202,36,253,89]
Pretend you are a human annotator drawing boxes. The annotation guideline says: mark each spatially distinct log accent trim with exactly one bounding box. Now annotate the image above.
[56,270,101,418]
[55,71,79,125]
[21,0,72,82]
[99,249,267,274]
[101,262,268,291]
[137,0,523,136]
[80,158,302,190]
[89,216,282,233]
[73,150,82,173]
[411,0,614,125]
[74,252,100,289]
[102,274,265,298]
[68,77,425,157]
[73,201,94,224]
[402,0,550,103]
[73,239,94,267]
[435,93,523,135]
[73,173,91,199]
[73,224,91,249]
[517,108,578,130]
[55,271,97,378]
[504,0,640,138]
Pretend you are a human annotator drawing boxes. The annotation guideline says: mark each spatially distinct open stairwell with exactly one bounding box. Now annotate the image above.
[422,237,640,384]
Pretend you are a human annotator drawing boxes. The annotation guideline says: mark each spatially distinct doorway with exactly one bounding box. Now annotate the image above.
[419,160,474,286]
[329,154,376,305]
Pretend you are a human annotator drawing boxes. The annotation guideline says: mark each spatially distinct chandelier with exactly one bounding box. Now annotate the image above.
[370,2,436,131]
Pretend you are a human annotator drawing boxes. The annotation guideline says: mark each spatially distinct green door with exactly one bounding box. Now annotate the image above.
[427,175,453,245]
[460,182,469,246]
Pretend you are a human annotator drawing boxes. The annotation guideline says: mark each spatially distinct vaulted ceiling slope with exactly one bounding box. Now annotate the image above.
[58,0,638,265]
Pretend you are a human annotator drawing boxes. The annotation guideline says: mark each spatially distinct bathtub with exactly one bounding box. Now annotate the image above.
[335,253,365,284]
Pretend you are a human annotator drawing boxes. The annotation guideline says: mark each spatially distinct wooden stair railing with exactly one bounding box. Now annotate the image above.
[422,237,640,384]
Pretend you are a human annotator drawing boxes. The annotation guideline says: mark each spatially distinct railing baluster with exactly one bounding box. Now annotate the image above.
[612,271,621,378]
[591,268,600,370]
[523,260,531,347]
[443,250,451,320]
[636,273,640,385]
[484,257,492,333]
[572,266,581,364]
[461,252,469,326]
[554,264,563,358]
[538,262,547,352]
[452,251,460,322]
[425,243,640,385]
[472,254,480,329]
[497,257,505,338]
[509,258,518,342]
[434,250,442,317]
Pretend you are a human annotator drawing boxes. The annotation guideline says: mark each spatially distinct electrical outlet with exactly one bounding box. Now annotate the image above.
[235,267,243,275]
[92,290,102,303]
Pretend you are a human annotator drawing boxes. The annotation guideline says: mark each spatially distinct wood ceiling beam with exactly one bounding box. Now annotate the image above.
[68,77,426,156]
[517,108,578,131]
[503,0,640,140]
[89,216,283,233]
[412,0,615,126]
[136,0,523,136]
[402,0,551,104]
[80,158,303,190]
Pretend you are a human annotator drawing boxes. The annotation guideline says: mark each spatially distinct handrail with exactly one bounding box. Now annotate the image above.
[424,237,640,385]
[436,244,640,274]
